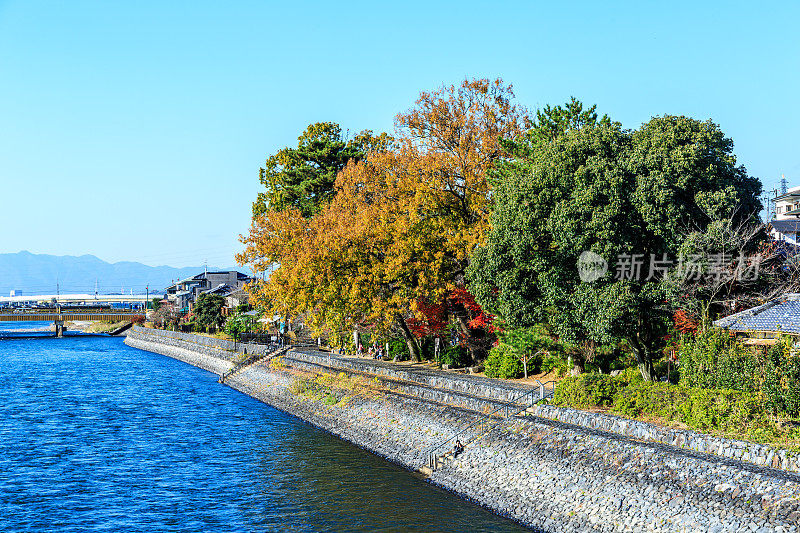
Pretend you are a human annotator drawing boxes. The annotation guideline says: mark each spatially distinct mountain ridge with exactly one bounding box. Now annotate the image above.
[0,251,242,296]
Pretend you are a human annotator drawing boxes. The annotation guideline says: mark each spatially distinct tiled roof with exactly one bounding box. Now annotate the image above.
[192,271,252,281]
[205,284,232,295]
[714,294,800,334]
[770,220,800,234]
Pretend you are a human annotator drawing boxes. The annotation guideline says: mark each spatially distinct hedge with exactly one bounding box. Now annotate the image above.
[680,329,800,417]
[552,371,771,435]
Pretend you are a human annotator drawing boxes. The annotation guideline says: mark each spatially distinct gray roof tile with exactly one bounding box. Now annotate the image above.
[714,294,800,334]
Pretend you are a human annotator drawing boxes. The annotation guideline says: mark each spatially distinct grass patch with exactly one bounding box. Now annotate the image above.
[289,371,373,406]
[84,320,130,333]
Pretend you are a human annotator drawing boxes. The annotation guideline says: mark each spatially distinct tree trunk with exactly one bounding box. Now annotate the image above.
[453,313,487,364]
[628,336,655,381]
[637,359,654,381]
[395,315,421,362]
[566,351,585,375]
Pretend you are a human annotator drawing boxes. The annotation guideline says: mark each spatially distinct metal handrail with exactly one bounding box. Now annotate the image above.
[425,379,556,470]
[218,346,291,383]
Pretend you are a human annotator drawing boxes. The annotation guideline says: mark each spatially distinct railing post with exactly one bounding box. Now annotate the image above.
[539,382,544,401]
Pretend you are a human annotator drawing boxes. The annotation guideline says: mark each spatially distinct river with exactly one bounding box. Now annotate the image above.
[0,323,529,532]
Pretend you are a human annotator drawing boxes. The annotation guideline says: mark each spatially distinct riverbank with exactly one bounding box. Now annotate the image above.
[126,327,800,532]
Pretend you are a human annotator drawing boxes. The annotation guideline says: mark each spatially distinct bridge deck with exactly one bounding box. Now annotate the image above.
[0,313,137,322]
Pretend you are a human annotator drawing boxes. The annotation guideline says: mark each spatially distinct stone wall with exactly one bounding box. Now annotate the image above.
[288,348,800,476]
[125,328,234,376]
[128,332,800,475]
[530,404,800,473]
[125,329,800,531]
[127,326,273,358]
[283,353,515,414]
[288,349,552,403]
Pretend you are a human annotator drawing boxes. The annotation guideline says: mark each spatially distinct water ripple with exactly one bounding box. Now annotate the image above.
[0,334,527,532]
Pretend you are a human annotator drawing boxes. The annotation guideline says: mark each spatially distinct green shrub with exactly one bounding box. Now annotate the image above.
[440,345,471,368]
[553,371,777,437]
[484,343,524,379]
[680,329,800,417]
[680,328,760,391]
[540,351,569,376]
[552,374,621,408]
[612,380,684,419]
[498,325,569,374]
[389,338,409,361]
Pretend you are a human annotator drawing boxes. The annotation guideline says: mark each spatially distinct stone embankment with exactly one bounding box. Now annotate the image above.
[126,327,800,532]
[126,327,238,375]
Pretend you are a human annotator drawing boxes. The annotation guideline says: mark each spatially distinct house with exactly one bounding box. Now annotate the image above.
[774,186,800,220]
[713,293,800,346]
[769,219,800,247]
[164,270,254,314]
[224,287,250,310]
[771,186,800,245]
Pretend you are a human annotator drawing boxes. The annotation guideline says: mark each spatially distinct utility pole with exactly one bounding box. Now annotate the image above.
[762,187,779,222]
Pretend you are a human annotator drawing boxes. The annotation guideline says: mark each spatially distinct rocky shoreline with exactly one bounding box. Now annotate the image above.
[125,328,800,532]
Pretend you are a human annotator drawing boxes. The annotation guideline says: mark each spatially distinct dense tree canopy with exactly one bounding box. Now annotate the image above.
[240,79,527,361]
[240,81,763,378]
[252,122,390,218]
[467,102,762,380]
[193,293,226,330]
[629,115,762,250]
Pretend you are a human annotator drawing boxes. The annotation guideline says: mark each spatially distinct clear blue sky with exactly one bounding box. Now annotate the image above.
[1,0,798,267]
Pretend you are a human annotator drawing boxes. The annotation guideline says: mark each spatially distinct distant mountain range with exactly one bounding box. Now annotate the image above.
[0,251,242,296]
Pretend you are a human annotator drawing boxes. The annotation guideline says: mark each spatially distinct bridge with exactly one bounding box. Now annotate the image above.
[0,293,151,305]
[0,310,139,337]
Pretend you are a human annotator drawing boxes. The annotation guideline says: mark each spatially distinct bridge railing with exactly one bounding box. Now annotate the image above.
[0,312,141,322]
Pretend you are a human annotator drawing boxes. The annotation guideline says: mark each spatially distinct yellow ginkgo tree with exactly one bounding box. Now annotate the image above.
[239,78,528,361]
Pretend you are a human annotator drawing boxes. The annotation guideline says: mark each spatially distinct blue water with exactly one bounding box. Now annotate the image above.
[0,324,529,532]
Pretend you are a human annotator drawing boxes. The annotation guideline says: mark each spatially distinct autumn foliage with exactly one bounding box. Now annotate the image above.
[239,78,525,361]
[673,309,699,334]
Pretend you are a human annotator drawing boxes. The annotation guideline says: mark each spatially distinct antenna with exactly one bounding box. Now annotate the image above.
[781,174,788,195]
